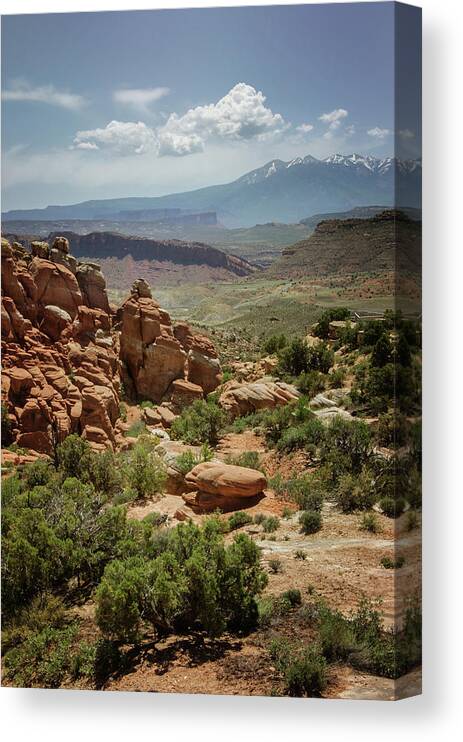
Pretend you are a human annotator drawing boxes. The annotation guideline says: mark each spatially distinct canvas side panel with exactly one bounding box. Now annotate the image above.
[393,0,422,701]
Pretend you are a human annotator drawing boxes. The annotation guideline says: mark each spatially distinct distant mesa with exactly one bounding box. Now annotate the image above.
[5,231,258,289]
[267,209,422,279]
[299,204,422,231]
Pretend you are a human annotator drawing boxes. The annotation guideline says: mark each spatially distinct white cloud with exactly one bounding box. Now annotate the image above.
[74,141,99,151]
[367,127,391,139]
[72,120,158,155]
[2,81,87,110]
[399,128,415,140]
[319,108,348,131]
[157,82,287,156]
[345,124,356,137]
[157,131,204,157]
[113,87,170,112]
[70,82,287,158]
[296,123,314,134]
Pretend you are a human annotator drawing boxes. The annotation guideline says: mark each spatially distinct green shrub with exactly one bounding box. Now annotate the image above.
[123,440,166,498]
[377,411,408,447]
[253,513,266,525]
[328,368,346,389]
[379,496,406,518]
[268,557,283,574]
[95,520,267,641]
[228,511,253,530]
[171,399,227,446]
[281,588,302,607]
[406,510,419,531]
[262,334,287,355]
[371,333,393,367]
[276,417,324,453]
[124,420,146,438]
[286,474,325,512]
[139,400,155,409]
[380,555,405,569]
[335,470,375,513]
[175,443,214,475]
[279,338,333,376]
[262,516,280,533]
[225,450,263,471]
[1,474,23,507]
[299,510,322,535]
[321,417,372,481]
[56,434,93,481]
[297,370,326,397]
[295,549,307,560]
[3,623,80,688]
[359,513,381,533]
[23,460,55,489]
[119,402,127,422]
[318,605,356,661]
[269,638,327,697]
[313,308,350,339]
[88,449,123,497]
[2,593,67,655]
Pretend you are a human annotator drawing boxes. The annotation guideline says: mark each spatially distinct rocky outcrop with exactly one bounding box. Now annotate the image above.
[76,262,110,313]
[219,380,300,419]
[183,461,267,513]
[2,237,223,456]
[1,237,119,454]
[119,286,221,403]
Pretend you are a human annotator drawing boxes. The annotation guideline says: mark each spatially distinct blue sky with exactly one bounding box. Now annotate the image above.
[1,3,421,210]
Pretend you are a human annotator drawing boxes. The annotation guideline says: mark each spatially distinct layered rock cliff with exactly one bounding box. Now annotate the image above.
[47,231,255,277]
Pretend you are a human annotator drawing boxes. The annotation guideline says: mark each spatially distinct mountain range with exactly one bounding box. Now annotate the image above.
[2,153,421,228]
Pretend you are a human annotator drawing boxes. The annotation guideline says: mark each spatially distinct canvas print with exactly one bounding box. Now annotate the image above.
[0,2,421,699]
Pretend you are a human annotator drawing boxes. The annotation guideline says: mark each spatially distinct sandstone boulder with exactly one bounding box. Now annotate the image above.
[219,380,300,418]
[30,257,82,319]
[30,241,50,259]
[169,378,204,411]
[131,278,152,298]
[41,305,72,341]
[76,263,110,313]
[185,461,267,499]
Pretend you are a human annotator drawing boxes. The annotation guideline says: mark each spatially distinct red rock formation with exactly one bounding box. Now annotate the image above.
[1,237,120,454]
[183,461,267,513]
[119,282,221,403]
[2,237,223,456]
[219,380,300,419]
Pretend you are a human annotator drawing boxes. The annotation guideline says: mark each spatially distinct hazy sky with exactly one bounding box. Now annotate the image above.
[1,3,421,210]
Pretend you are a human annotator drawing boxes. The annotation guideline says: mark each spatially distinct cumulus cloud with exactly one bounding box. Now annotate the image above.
[71,82,287,158]
[156,82,287,156]
[113,87,170,112]
[319,108,348,131]
[157,131,204,157]
[72,120,158,155]
[2,81,87,110]
[399,128,415,140]
[367,127,391,139]
[296,123,314,134]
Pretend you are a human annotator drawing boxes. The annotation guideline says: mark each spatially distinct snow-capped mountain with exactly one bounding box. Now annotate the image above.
[3,153,421,228]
